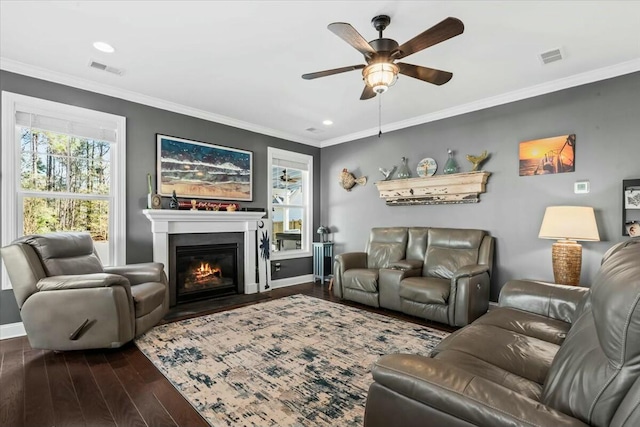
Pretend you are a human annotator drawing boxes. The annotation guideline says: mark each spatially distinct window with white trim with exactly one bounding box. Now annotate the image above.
[267,147,313,260]
[1,92,126,289]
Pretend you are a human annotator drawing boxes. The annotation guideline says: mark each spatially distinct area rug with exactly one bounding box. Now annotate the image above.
[135,294,449,426]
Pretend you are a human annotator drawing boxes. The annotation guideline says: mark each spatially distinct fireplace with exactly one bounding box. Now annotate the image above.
[176,243,238,303]
[169,232,245,307]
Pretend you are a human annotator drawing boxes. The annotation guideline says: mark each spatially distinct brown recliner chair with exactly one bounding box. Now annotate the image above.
[1,232,169,350]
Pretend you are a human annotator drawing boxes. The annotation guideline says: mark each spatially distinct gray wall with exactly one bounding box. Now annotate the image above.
[0,70,320,325]
[321,72,640,300]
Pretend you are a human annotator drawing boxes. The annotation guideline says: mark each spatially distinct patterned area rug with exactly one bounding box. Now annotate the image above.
[135,294,449,426]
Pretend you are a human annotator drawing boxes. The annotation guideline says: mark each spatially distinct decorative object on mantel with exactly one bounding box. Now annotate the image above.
[340,168,367,191]
[396,157,412,179]
[416,157,437,177]
[443,149,459,174]
[538,206,600,285]
[379,165,396,181]
[190,200,198,211]
[466,150,489,172]
[146,173,154,208]
[150,194,162,209]
[375,171,490,206]
[519,134,575,176]
[626,221,640,238]
[170,190,179,209]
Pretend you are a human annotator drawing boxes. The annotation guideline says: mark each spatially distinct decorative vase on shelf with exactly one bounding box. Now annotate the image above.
[396,157,412,179]
[443,149,459,174]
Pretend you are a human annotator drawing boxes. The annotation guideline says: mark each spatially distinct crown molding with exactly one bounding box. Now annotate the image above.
[320,58,640,148]
[0,57,321,148]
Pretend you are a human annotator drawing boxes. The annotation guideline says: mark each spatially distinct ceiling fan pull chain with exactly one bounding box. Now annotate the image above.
[378,95,382,138]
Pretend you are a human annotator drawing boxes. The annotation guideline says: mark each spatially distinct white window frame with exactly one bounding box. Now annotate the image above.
[1,91,127,290]
[267,147,313,261]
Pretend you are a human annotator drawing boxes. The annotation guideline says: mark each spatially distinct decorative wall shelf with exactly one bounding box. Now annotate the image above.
[375,171,491,206]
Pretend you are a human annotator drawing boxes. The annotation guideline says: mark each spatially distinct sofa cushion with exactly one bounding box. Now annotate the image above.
[433,349,543,400]
[424,228,486,279]
[474,307,571,345]
[343,268,379,293]
[131,281,166,317]
[399,277,450,305]
[366,227,407,269]
[433,324,560,384]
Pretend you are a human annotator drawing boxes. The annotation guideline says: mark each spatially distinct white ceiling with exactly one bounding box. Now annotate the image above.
[1,1,639,148]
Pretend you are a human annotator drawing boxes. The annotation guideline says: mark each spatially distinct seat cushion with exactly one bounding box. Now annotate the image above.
[399,277,450,305]
[343,268,379,293]
[433,349,543,401]
[433,324,560,384]
[130,281,166,317]
[473,307,571,345]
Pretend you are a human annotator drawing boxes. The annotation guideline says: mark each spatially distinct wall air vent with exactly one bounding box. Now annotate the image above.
[305,127,324,134]
[539,48,564,65]
[88,60,123,75]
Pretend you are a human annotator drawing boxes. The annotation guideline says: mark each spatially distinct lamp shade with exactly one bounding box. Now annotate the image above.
[539,206,600,241]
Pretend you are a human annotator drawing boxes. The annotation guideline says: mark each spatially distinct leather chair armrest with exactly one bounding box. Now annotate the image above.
[37,273,130,291]
[103,262,165,285]
[333,252,367,298]
[379,267,422,312]
[388,259,423,270]
[450,266,490,326]
[370,354,589,427]
[499,279,589,324]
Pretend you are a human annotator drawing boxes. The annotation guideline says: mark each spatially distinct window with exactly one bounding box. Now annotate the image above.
[267,147,313,260]
[1,92,126,289]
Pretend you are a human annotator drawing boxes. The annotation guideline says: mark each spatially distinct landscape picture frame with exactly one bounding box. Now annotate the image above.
[157,134,253,201]
[519,134,576,176]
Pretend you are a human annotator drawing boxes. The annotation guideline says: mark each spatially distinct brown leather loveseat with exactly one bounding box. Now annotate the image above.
[364,239,640,427]
[333,227,494,327]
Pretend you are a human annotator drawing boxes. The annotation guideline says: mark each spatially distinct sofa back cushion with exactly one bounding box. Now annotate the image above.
[17,232,104,276]
[424,228,486,279]
[366,227,407,269]
[406,227,429,261]
[541,240,640,427]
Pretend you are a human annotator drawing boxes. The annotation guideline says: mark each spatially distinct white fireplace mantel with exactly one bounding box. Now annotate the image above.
[143,209,266,294]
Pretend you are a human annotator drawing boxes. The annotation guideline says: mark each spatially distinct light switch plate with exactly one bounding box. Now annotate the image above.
[574,181,590,194]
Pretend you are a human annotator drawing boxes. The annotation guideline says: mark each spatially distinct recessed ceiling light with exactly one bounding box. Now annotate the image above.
[322,120,333,126]
[93,41,115,53]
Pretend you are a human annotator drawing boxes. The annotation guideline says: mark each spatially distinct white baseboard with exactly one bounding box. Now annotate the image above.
[271,274,315,289]
[0,321,26,340]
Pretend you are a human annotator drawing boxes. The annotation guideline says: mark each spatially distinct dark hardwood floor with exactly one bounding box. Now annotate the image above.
[0,283,454,427]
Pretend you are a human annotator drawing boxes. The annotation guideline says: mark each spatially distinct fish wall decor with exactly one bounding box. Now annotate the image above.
[340,168,367,191]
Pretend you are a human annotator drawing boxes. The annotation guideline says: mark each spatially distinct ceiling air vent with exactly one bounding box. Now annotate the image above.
[539,48,564,65]
[88,60,123,75]
[305,127,324,134]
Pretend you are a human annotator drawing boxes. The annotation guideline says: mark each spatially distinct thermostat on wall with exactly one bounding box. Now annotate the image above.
[574,181,590,194]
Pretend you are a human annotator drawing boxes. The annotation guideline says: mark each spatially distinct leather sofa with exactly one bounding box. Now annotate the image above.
[1,232,169,350]
[333,227,494,326]
[364,239,640,427]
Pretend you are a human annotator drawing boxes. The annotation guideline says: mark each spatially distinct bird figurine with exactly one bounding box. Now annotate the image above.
[466,150,489,172]
[379,165,396,181]
[339,168,367,191]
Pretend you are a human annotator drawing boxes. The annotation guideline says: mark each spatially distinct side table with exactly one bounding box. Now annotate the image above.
[313,242,334,284]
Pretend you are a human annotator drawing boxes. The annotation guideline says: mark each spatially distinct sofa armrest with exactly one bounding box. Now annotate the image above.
[104,263,165,286]
[499,280,589,324]
[368,354,589,427]
[450,265,491,326]
[333,252,367,298]
[389,259,423,270]
[37,273,130,291]
[378,267,423,312]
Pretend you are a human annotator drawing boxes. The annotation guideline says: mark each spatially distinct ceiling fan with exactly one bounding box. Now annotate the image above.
[302,15,464,100]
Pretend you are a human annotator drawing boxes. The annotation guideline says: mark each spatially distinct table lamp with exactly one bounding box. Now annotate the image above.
[316,225,330,243]
[538,206,600,285]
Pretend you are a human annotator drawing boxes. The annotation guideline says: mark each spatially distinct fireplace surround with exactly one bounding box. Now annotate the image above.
[143,210,267,303]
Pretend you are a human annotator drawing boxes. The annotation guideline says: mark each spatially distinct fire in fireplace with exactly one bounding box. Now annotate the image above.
[175,243,238,303]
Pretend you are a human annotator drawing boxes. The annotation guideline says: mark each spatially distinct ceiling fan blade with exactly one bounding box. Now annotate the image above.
[360,85,376,100]
[396,17,464,59]
[302,64,365,80]
[328,22,376,57]
[397,63,453,86]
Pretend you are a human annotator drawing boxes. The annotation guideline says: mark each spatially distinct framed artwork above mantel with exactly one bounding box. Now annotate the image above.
[157,134,253,201]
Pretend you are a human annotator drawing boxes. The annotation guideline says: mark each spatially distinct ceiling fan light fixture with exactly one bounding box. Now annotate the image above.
[363,62,398,93]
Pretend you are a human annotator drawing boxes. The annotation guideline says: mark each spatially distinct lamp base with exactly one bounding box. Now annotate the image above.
[551,240,582,286]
